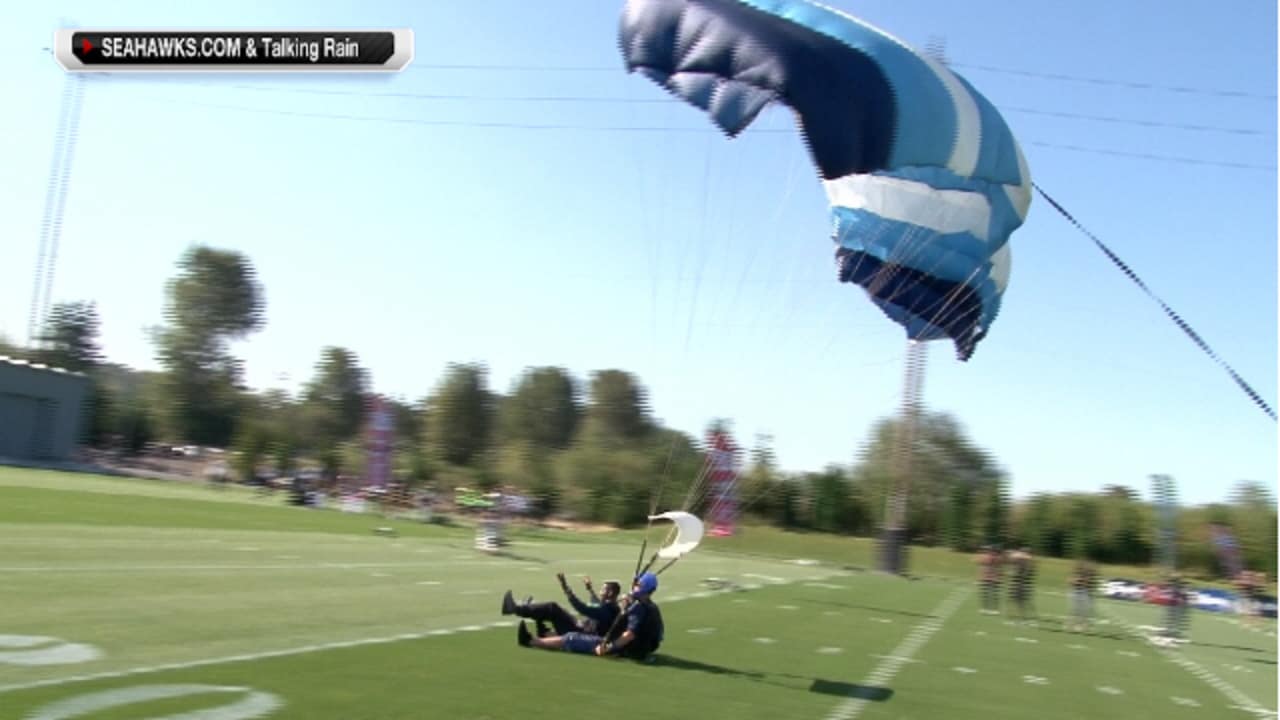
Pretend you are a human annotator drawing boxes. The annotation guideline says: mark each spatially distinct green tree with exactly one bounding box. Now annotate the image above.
[807,467,861,534]
[1231,481,1278,575]
[1016,493,1054,555]
[738,434,782,522]
[579,369,651,446]
[425,363,494,466]
[974,477,1010,549]
[851,411,1006,546]
[153,246,265,447]
[31,301,102,372]
[230,419,270,483]
[498,366,581,449]
[300,347,370,448]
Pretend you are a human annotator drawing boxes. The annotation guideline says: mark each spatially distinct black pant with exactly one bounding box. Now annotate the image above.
[517,602,581,636]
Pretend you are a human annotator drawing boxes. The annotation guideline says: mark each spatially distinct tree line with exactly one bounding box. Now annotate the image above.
[2,245,1273,579]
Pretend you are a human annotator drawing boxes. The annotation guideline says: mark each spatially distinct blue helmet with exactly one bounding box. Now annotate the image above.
[634,572,658,595]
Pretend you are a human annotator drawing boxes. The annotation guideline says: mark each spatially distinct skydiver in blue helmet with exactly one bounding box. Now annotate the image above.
[515,571,665,661]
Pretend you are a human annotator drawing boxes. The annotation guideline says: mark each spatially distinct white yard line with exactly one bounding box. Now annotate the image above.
[0,571,846,695]
[0,559,624,573]
[824,586,969,720]
[1100,608,1274,716]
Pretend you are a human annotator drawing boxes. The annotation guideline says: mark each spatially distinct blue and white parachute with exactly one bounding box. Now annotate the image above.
[619,0,1032,360]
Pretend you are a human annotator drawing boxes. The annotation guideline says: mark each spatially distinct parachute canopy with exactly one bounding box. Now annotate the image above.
[649,510,705,559]
[619,0,1032,360]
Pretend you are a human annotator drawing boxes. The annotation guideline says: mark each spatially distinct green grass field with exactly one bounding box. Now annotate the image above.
[1,468,1274,719]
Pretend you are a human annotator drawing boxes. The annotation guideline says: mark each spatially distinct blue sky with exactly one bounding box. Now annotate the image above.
[1,1,1275,506]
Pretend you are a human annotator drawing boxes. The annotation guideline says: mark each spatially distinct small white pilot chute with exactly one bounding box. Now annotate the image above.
[648,511,704,560]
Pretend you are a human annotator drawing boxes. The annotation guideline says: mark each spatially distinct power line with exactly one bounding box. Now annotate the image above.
[1004,106,1266,137]
[100,77,1270,137]
[121,95,1277,171]
[406,60,1275,101]
[950,61,1276,101]
[1028,141,1274,171]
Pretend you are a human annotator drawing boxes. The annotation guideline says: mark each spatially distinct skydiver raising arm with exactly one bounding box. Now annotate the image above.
[581,575,601,605]
[501,574,620,638]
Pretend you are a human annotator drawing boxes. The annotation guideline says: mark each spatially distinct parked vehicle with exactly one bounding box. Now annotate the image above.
[1189,588,1236,613]
[1101,578,1144,601]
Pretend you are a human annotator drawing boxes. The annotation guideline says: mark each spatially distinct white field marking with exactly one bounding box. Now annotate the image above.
[973,630,987,636]
[1015,637,1038,644]
[1097,686,1124,695]
[234,547,260,552]
[24,684,283,720]
[1117,650,1140,658]
[490,621,517,629]
[1224,663,1253,674]
[817,647,843,655]
[732,599,749,604]
[1101,609,1273,717]
[416,549,433,554]
[743,573,786,584]
[273,555,300,560]
[1231,708,1279,718]
[687,628,716,635]
[823,611,841,616]
[953,666,978,674]
[805,582,843,590]
[871,654,921,664]
[665,594,688,602]
[459,590,488,596]
[1067,644,1089,650]
[870,618,892,624]
[688,591,713,599]
[0,559,624,573]
[1171,697,1201,708]
[792,559,820,566]
[457,626,485,632]
[754,637,777,644]
[0,570,850,696]
[825,586,969,720]
[1023,675,1049,686]
[778,605,799,611]
[0,636,101,666]
[369,573,390,578]
[416,580,441,586]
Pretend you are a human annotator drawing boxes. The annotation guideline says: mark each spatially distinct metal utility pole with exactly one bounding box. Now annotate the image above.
[876,36,946,576]
[27,25,85,349]
[878,339,928,574]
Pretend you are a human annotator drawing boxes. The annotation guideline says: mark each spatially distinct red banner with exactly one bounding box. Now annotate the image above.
[365,395,394,487]
[705,430,740,537]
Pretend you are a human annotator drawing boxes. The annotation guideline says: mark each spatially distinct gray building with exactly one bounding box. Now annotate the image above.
[0,355,90,462]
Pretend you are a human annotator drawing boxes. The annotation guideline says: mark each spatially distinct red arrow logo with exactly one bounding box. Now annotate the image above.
[80,38,93,55]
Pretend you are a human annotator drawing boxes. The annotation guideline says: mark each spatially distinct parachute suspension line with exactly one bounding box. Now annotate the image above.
[679,444,715,512]
[1034,183,1276,421]
[635,433,682,579]
[681,133,718,358]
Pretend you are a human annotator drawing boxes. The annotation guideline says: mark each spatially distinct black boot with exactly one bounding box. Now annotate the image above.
[517,621,532,647]
[535,620,551,638]
[501,590,517,616]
